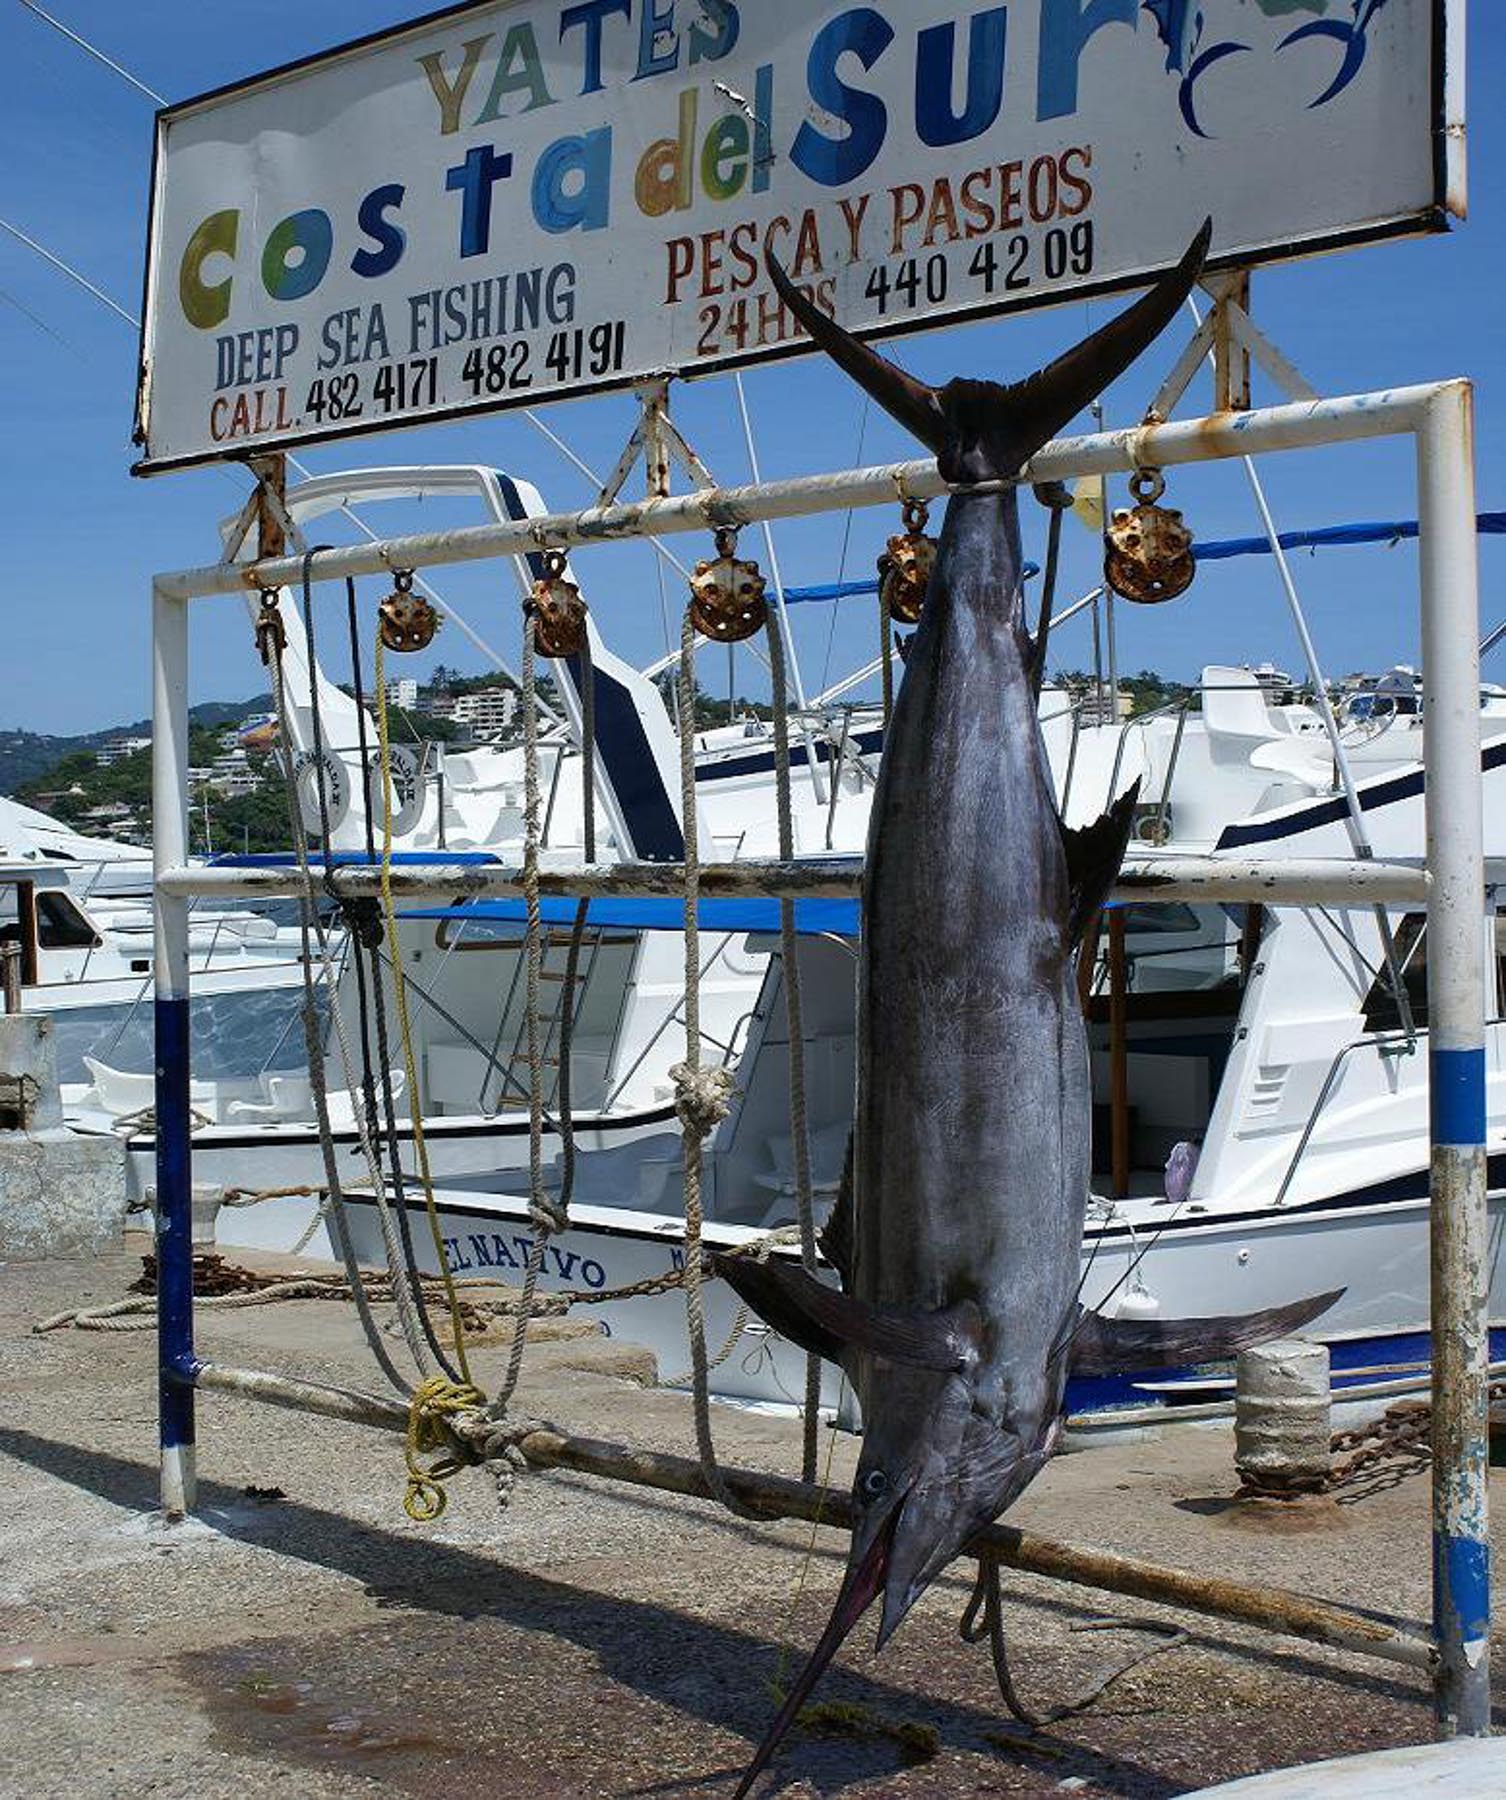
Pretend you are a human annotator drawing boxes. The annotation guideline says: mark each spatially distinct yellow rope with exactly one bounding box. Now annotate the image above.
[403,1374,486,1522]
[374,630,476,1390]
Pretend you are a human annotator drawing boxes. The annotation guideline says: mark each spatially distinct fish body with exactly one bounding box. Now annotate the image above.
[720,223,1341,1795]
[851,482,1086,1628]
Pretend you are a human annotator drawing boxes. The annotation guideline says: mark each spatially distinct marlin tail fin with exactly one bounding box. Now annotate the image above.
[767,221,1211,479]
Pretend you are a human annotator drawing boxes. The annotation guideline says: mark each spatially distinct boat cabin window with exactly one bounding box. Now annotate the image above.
[1,883,100,959]
[1086,902,1249,1006]
[1084,901,1256,1200]
[1362,914,1429,1034]
[35,892,100,950]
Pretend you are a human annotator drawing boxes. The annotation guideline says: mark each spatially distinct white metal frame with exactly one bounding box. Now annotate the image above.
[152,380,1489,1733]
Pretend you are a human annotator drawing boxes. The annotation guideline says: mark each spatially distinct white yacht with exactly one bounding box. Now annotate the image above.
[59,461,1506,1417]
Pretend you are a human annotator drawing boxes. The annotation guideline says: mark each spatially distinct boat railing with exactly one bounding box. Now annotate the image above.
[1270,1020,1504,1209]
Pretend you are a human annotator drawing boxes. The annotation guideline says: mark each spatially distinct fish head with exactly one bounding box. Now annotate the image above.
[765,219,1211,484]
[853,1366,1060,1647]
[732,1366,1059,1797]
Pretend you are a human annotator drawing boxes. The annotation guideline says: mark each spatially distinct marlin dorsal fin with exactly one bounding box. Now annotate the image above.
[817,1133,856,1287]
[1067,1289,1345,1377]
[713,1253,980,1372]
[1059,781,1141,946]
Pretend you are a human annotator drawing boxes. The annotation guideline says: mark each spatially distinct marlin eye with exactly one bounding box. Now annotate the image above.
[861,1469,890,1499]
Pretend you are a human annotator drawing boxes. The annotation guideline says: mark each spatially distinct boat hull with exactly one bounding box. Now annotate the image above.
[340,1179,1506,1422]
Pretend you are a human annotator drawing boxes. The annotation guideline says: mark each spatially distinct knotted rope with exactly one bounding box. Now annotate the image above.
[403,1374,487,1522]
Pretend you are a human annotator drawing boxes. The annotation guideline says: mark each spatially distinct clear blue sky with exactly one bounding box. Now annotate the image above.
[1,0,1501,736]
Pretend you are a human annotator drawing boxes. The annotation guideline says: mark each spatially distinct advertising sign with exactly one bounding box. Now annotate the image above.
[136,0,1458,473]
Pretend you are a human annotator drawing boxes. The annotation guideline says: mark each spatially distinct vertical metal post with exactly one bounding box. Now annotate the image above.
[1418,381,1490,1735]
[153,578,197,1518]
[16,881,39,989]
[1108,908,1130,1200]
[1,943,21,1016]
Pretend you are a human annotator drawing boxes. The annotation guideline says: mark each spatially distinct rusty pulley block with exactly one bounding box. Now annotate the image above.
[689,527,768,644]
[378,570,442,653]
[254,589,287,666]
[1104,469,1196,605]
[878,498,938,625]
[529,550,589,659]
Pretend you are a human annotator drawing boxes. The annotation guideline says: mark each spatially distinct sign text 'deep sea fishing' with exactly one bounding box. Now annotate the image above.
[134,0,1459,474]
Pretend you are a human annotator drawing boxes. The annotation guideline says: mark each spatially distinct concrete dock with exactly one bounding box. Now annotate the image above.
[2,1238,1500,1798]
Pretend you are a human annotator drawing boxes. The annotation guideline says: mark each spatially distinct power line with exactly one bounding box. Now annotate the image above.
[0,213,137,328]
[16,1,167,105]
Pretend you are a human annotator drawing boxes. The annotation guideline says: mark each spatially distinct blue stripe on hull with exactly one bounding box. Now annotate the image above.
[1066,1326,1506,1415]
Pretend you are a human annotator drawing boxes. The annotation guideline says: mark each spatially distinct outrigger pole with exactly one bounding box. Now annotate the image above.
[153,381,1490,1736]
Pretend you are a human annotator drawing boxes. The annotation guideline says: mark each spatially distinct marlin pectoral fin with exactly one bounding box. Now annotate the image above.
[1059,781,1141,945]
[1068,1289,1345,1377]
[713,1254,981,1372]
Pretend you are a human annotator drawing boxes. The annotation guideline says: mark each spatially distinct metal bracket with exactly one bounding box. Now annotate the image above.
[223,452,306,568]
[1149,271,1318,422]
[598,379,716,507]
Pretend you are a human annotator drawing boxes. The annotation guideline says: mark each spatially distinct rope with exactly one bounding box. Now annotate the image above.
[675,603,758,1518]
[263,584,413,1395]
[404,1373,487,1522]
[879,574,895,726]
[960,1555,1187,1727]
[293,554,433,1380]
[345,578,459,1382]
[374,625,476,1387]
[554,637,596,1243]
[112,1104,214,1139]
[486,594,568,1433]
[764,610,822,1484]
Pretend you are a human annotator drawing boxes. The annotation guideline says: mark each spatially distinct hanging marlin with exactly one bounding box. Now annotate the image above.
[717,220,1340,1795]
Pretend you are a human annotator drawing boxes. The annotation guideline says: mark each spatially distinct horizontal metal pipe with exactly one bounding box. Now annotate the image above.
[185,1357,1431,1671]
[157,856,1430,908]
[154,387,1453,603]
[193,1360,412,1432]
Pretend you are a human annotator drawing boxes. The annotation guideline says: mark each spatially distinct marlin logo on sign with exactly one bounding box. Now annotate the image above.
[1146,0,1395,134]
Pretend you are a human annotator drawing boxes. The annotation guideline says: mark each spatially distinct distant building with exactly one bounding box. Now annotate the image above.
[202,749,260,798]
[385,678,420,712]
[95,736,152,768]
[452,687,517,737]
